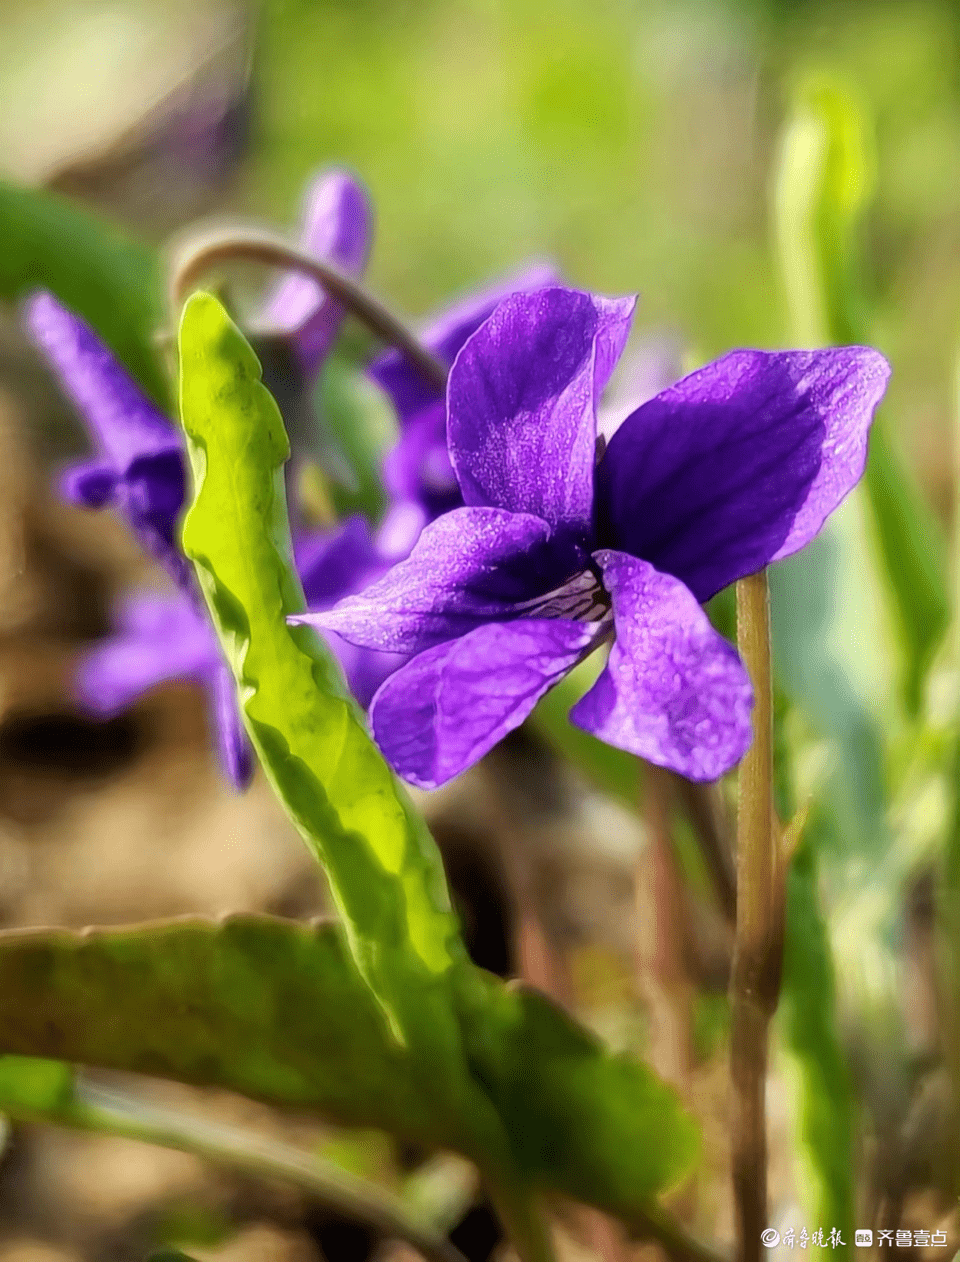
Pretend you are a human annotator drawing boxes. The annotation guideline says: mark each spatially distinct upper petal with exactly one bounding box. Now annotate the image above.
[570,550,753,781]
[369,260,561,424]
[448,287,635,538]
[25,292,180,472]
[596,347,890,603]
[261,169,372,374]
[371,618,604,789]
[291,506,573,655]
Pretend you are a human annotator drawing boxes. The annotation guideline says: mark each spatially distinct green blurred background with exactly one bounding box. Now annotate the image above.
[3,0,959,517]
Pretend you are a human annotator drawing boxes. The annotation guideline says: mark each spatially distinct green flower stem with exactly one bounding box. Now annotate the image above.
[731,570,778,1262]
[7,1077,467,1262]
[170,228,448,392]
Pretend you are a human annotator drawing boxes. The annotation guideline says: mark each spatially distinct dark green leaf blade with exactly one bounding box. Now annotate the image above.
[0,916,463,1148]
[462,981,699,1208]
[0,179,166,404]
[0,916,698,1207]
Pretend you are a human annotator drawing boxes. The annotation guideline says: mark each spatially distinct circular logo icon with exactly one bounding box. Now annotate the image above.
[761,1230,781,1248]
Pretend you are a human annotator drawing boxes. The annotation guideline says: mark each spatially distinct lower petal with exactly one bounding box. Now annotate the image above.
[570,551,753,781]
[371,618,604,789]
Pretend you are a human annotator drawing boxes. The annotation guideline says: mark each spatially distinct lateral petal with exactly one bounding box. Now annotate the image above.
[596,347,889,602]
[293,506,572,655]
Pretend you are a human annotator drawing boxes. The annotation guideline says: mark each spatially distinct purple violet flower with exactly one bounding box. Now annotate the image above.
[370,262,561,550]
[298,286,890,790]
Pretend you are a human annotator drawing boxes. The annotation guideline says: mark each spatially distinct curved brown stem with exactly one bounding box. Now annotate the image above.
[169,228,449,393]
[730,569,777,1262]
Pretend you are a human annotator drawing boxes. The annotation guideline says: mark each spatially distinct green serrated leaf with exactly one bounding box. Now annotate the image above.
[0,915,697,1210]
[0,179,166,405]
[0,916,470,1150]
[178,293,461,1005]
[176,294,514,1165]
[461,980,699,1209]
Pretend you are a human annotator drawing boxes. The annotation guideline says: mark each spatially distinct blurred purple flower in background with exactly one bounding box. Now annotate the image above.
[259,168,372,377]
[302,286,890,790]
[22,170,388,788]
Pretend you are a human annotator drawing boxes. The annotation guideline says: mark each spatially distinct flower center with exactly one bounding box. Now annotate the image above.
[514,569,611,623]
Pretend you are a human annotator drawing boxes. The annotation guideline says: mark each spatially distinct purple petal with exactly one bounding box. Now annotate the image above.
[60,459,118,509]
[210,660,255,789]
[261,169,372,375]
[370,261,561,424]
[570,551,753,781]
[25,292,180,471]
[294,515,385,609]
[596,347,890,603]
[382,399,460,521]
[376,501,429,562]
[371,618,603,789]
[26,292,190,583]
[292,506,573,655]
[76,591,255,789]
[448,287,635,539]
[324,632,407,709]
[76,593,218,716]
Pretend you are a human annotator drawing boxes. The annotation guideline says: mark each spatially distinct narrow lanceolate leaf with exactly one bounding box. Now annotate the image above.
[777,833,855,1256]
[179,294,460,995]
[0,179,166,405]
[773,79,948,714]
[176,294,506,1160]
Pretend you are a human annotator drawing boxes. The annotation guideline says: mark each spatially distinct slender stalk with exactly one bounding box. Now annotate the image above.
[9,1079,466,1262]
[730,569,777,1262]
[169,228,449,394]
